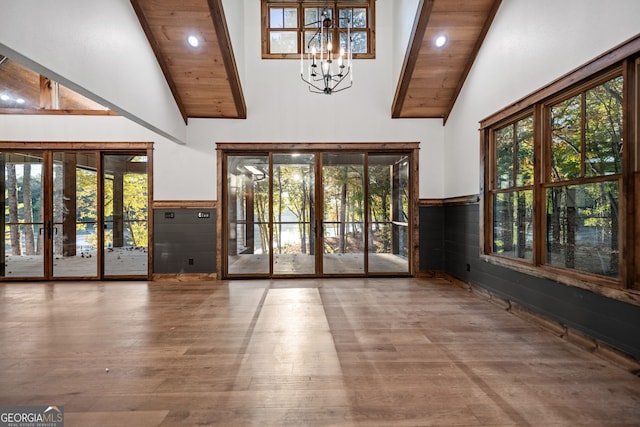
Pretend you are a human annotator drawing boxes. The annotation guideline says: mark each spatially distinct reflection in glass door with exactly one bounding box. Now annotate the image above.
[368,155,410,273]
[226,155,271,275]
[1,152,45,278]
[103,154,149,277]
[322,153,365,274]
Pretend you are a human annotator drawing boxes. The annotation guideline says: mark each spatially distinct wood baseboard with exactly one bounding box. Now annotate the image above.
[418,195,480,207]
[152,273,218,282]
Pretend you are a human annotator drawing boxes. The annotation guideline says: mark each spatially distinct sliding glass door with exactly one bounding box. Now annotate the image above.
[0,148,149,280]
[52,152,99,277]
[223,147,414,278]
[322,153,365,274]
[1,152,45,278]
[226,155,271,276]
[368,154,410,273]
[273,153,316,275]
[103,154,149,277]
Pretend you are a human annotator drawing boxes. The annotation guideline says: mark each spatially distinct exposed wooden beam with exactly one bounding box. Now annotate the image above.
[39,75,54,109]
[208,0,247,119]
[130,0,189,124]
[391,0,434,119]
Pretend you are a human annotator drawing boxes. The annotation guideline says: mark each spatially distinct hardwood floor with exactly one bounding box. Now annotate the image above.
[0,277,639,426]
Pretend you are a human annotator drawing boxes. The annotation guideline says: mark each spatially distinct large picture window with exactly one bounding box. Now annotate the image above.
[481,36,640,296]
[261,0,375,59]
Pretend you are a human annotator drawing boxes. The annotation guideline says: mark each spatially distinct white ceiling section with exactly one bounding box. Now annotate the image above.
[0,0,187,144]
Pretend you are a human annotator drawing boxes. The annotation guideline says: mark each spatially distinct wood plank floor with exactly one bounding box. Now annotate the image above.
[0,277,639,426]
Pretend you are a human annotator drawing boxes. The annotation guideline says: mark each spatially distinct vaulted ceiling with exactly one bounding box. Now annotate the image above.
[1,0,502,123]
[130,0,246,121]
[392,0,502,121]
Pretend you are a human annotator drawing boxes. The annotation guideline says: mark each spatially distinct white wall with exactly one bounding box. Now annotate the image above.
[391,0,421,86]
[0,0,444,200]
[444,0,640,198]
[5,1,639,201]
[221,0,246,91]
[183,0,445,200]
[0,0,186,144]
[0,114,189,200]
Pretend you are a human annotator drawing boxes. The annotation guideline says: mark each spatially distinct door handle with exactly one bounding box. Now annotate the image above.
[38,223,52,238]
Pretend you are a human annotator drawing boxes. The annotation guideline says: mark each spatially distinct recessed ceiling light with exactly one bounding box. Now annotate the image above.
[187,35,200,48]
[16,98,25,104]
[435,35,447,48]
[0,94,10,101]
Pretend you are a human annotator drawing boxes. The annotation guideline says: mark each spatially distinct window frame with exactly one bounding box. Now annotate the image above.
[480,35,640,302]
[261,1,376,60]
[541,70,625,281]
[487,110,536,263]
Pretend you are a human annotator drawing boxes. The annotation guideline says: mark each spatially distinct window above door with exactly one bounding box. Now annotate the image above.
[261,0,376,59]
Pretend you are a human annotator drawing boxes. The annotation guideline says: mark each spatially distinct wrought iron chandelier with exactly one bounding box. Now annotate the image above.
[300,8,352,94]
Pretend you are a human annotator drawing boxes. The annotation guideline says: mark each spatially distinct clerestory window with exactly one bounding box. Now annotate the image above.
[261,0,375,59]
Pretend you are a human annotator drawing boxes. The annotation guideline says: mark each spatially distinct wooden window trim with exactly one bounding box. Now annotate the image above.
[261,0,376,60]
[633,58,640,290]
[480,34,640,305]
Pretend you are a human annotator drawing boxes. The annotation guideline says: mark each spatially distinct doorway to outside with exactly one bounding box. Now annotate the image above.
[220,143,418,278]
[0,143,151,280]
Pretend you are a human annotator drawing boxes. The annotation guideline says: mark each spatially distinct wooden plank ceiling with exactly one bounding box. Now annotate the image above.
[392,0,502,121]
[130,0,246,121]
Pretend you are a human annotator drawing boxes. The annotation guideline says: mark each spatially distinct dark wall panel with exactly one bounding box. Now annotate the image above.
[153,208,216,274]
[419,206,444,271]
[419,203,640,360]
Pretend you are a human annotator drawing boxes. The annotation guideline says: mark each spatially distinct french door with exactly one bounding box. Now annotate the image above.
[0,148,149,280]
[223,145,415,278]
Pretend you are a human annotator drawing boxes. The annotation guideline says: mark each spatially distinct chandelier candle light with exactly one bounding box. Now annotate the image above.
[300,10,352,94]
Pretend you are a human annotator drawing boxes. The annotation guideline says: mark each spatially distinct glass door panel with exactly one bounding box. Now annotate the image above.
[272,153,315,275]
[368,154,410,273]
[103,154,149,277]
[52,152,99,278]
[227,155,270,275]
[223,148,413,278]
[1,152,45,278]
[322,153,365,274]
